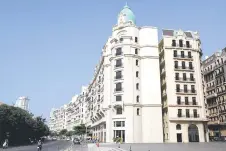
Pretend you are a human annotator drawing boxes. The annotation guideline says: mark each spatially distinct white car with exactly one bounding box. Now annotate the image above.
[66,138,70,141]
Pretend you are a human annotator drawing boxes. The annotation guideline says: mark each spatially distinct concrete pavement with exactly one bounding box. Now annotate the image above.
[99,142,226,151]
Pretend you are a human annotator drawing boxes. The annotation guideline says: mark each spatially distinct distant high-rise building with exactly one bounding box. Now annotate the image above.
[15,96,29,111]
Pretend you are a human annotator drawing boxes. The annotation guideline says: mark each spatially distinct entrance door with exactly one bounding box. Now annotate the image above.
[188,124,199,142]
[177,133,182,142]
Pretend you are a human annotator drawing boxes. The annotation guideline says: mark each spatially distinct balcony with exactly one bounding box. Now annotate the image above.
[206,93,217,99]
[175,77,195,83]
[176,89,197,95]
[206,86,215,91]
[115,52,122,56]
[170,44,192,49]
[174,66,194,71]
[207,102,218,108]
[170,114,207,121]
[174,101,198,106]
[173,55,193,60]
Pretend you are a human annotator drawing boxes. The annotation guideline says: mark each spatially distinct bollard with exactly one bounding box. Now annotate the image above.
[129,146,132,151]
[118,144,120,148]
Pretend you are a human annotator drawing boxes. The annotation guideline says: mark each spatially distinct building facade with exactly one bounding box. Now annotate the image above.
[15,96,29,111]
[49,5,210,143]
[159,29,209,143]
[202,48,226,139]
[49,87,87,133]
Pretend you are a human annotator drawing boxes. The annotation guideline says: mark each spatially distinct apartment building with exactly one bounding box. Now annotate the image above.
[202,48,226,138]
[49,87,86,132]
[159,29,209,143]
[49,5,211,143]
[82,4,163,143]
[49,106,66,132]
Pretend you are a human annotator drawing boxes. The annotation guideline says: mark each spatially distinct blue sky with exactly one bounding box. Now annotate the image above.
[0,0,225,120]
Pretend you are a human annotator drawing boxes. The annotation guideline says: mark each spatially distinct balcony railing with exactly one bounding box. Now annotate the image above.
[171,44,192,48]
[176,89,196,94]
[174,66,194,70]
[177,101,198,105]
[174,55,193,59]
[175,77,195,82]
[177,114,200,118]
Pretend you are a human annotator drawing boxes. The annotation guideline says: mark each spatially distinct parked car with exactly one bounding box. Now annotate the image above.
[73,138,80,144]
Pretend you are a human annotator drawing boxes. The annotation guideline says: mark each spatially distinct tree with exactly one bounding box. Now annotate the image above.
[65,131,74,137]
[59,129,67,136]
[73,124,86,136]
[0,104,49,146]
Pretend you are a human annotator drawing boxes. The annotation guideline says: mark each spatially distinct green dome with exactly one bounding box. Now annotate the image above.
[117,4,136,25]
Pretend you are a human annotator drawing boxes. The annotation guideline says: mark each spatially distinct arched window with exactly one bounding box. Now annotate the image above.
[176,124,181,130]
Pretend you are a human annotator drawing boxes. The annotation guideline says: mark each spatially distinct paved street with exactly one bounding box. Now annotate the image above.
[100,142,226,151]
[3,140,83,151]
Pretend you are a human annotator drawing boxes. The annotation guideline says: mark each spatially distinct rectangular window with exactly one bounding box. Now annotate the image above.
[135,37,138,43]
[116,108,122,114]
[192,97,196,105]
[181,51,185,58]
[191,85,195,93]
[189,62,193,69]
[116,59,122,67]
[190,73,194,81]
[185,97,189,105]
[116,48,122,56]
[183,73,186,81]
[176,84,180,92]
[116,96,122,101]
[136,71,139,78]
[193,109,198,118]
[178,109,182,117]
[172,40,176,47]
[184,85,188,92]
[186,41,190,48]
[135,49,138,54]
[179,40,183,47]
[115,71,122,79]
[188,52,192,58]
[114,121,125,127]
[137,108,140,115]
[136,83,139,90]
[182,61,185,69]
[174,61,178,68]
[186,109,190,118]
[177,96,181,105]
[136,60,139,66]
[115,83,122,91]
[174,50,177,57]
[175,73,179,80]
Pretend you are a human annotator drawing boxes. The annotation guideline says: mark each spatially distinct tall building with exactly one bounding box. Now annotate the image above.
[15,96,29,111]
[202,47,226,139]
[159,29,209,142]
[49,5,210,143]
[84,4,163,143]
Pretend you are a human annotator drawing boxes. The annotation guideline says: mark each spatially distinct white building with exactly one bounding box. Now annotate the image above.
[83,4,163,143]
[49,4,209,143]
[15,96,29,111]
[49,87,87,132]
[159,29,209,142]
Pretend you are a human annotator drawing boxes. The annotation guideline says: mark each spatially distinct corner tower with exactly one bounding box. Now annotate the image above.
[101,4,163,143]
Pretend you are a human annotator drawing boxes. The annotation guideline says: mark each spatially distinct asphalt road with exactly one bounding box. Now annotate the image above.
[3,140,75,151]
